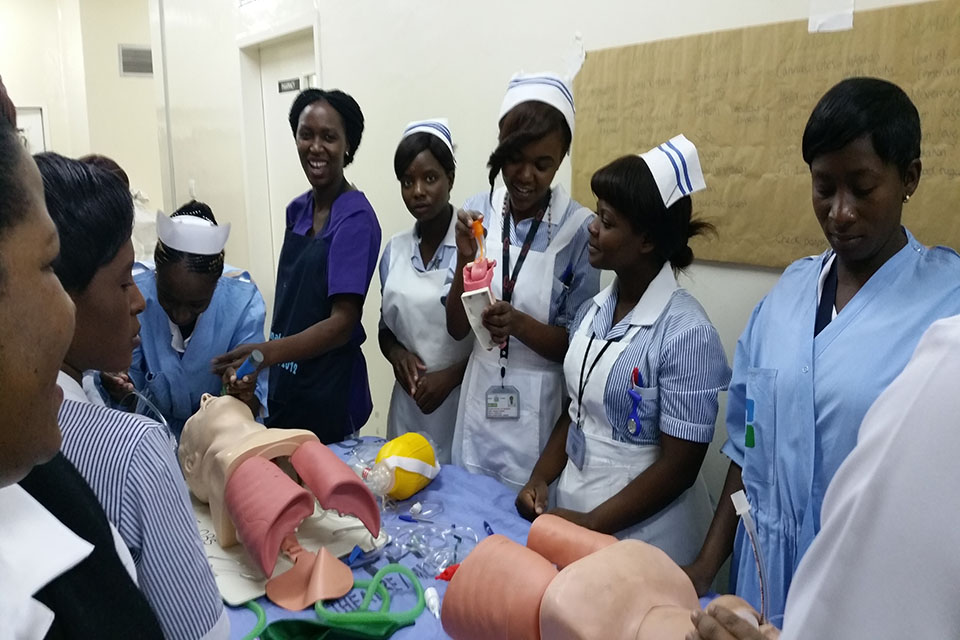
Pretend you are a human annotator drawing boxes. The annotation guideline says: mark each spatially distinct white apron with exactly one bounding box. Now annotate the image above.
[452,186,591,490]
[556,303,713,565]
[381,220,472,464]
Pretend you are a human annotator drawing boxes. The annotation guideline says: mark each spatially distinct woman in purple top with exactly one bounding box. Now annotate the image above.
[214,89,381,443]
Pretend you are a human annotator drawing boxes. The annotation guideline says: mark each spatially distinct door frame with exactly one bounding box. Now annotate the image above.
[237,15,321,312]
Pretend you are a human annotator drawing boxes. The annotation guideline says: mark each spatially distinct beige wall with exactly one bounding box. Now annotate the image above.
[79,0,164,209]
[0,0,89,155]
[0,0,163,207]
[148,0,251,267]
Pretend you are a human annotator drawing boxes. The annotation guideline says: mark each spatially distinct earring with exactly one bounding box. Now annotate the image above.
[903,194,911,203]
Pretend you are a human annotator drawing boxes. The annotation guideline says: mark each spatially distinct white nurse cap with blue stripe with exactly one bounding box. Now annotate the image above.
[401,118,455,160]
[498,72,576,138]
[638,134,707,208]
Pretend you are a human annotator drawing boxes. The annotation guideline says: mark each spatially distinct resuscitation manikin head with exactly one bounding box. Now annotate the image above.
[179,394,381,572]
[441,514,769,640]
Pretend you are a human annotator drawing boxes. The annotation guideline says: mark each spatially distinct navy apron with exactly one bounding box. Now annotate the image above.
[267,203,367,444]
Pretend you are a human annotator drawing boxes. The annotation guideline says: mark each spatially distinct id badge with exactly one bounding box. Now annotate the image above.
[486,385,520,419]
[566,423,586,470]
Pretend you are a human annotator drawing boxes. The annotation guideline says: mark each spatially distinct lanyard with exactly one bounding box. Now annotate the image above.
[498,194,550,384]
[576,334,613,427]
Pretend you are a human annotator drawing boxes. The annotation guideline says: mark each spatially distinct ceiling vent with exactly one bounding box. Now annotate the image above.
[118,45,153,77]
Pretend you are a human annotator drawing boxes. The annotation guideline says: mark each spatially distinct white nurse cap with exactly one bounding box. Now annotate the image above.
[498,72,576,138]
[156,211,231,255]
[638,134,707,208]
[401,118,455,160]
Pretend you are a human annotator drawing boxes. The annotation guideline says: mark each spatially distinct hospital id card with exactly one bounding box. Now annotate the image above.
[486,385,520,419]
[566,423,586,470]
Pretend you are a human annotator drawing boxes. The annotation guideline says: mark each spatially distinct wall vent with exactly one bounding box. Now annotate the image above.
[118,45,153,76]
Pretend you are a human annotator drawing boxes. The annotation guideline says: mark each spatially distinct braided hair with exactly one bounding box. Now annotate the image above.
[288,88,365,166]
[154,200,225,276]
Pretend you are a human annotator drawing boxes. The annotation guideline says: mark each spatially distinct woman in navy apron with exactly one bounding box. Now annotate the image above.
[214,89,381,443]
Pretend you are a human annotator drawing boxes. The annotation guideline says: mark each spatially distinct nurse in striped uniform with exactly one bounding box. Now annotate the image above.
[517,136,731,565]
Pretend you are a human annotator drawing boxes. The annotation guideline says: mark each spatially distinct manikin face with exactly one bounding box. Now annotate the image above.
[178,393,263,501]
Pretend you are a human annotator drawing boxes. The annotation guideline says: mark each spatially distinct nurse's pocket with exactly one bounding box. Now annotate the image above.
[743,367,777,487]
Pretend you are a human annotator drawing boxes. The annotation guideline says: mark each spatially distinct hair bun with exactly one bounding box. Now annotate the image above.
[669,244,694,270]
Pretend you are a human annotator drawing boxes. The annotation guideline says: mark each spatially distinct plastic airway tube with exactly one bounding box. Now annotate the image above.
[731,489,769,623]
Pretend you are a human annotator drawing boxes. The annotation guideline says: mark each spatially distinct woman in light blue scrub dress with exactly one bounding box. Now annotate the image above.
[683,77,960,621]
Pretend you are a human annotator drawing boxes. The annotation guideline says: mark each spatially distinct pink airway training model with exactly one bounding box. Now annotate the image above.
[265,535,354,611]
[224,456,315,577]
[291,439,381,539]
[463,256,495,293]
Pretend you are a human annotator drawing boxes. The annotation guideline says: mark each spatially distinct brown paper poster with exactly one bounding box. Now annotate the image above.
[572,0,960,268]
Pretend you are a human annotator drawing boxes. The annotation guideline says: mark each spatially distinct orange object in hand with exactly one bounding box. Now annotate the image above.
[471,218,485,260]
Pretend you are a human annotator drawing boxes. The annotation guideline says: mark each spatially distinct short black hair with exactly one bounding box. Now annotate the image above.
[591,155,715,270]
[0,118,29,288]
[155,200,225,277]
[78,154,130,189]
[34,152,134,292]
[487,101,572,192]
[0,117,27,243]
[393,132,456,180]
[288,88,365,166]
[802,77,921,176]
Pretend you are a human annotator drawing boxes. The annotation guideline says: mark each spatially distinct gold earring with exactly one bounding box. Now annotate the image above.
[903,194,911,203]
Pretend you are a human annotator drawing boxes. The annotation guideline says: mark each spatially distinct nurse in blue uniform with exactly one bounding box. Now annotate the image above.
[214,88,381,444]
[683,77,960,619]
[446,71,601,490]
[379,119,471,463]
[120,201,267,437]
[517,136,731,565]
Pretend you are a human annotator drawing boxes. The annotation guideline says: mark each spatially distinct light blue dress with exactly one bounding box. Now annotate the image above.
[130,266,269,437]
[721,228,960,619]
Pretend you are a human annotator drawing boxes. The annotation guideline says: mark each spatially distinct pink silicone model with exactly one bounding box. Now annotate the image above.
[180,393,383,608]
[179,394,380,546]
[179,394,316,547]
[441,535,558,640]
[265,535,354,611]
[441,517,766,640]
[462,256,496,293]
[526,513,617,570]
[291,440,381,538]
[539,540,699,640]
[224,456,315,577]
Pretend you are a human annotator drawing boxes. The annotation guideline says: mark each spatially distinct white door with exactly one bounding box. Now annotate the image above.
[258,32,317,295]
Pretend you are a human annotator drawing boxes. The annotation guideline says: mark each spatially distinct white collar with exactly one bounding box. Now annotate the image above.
[57,370,106,407]
[817,252,839,321]
[57,371,90,404]
[593,261,679,327]
[0,484,94,638]
[414,206,459,249]
[168,318,193,354]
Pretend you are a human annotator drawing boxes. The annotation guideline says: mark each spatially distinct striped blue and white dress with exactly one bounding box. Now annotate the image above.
[57,372,228,640]
[554,261,730,564]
